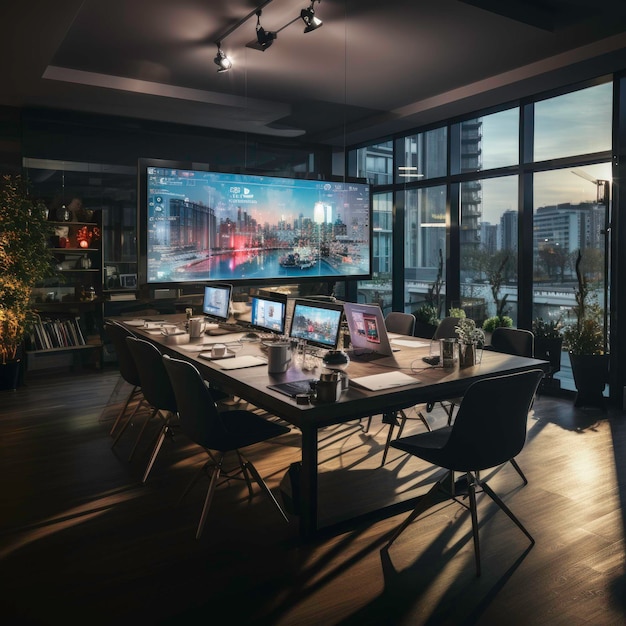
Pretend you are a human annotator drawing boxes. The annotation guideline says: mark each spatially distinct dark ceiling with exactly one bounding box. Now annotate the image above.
[4,0,626,147]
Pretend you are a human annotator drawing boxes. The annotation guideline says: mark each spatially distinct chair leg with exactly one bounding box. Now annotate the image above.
[467,472,481,577]
[129,406,158,462]
[111,398,144,448]
[509,458,528,485]
[364,415,373,433]
[99,375,126,423]
[396,409,410,438]
[242,455,289,523]
[477,473,534,545]
[236,450,254,499]
[178,459,211,506]
[196,455,224,539]
[109,385,140,436]
[142,422,168,483]
[386,471,451,548]
[381,422,395,466]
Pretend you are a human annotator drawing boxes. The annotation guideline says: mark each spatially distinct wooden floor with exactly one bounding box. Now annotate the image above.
[1,367,625,625]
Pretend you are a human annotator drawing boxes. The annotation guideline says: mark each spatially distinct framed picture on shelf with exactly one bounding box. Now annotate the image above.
[119,274,137,289]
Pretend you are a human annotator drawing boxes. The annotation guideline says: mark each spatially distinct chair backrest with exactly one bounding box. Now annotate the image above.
[161,354,229,450]
[385,312,416,336]
[126,337,177,413]
[443,369,544,472]
[490,327,534,357]
[104,321,141,387]
[432,316,461,340]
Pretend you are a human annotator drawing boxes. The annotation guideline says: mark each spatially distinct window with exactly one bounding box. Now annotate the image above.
[534,83,612,162]
[459,176,518,325]
[357,192,393,310]
[396,127,447,182]
[404,186,447,317]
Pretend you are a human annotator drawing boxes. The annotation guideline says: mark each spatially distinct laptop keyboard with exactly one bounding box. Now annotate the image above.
[348,349,387,362]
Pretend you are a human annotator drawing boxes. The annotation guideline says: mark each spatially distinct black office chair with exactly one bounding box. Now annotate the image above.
[384,311,416,337]
[386,369,544,576]
[488,327,534,358]
[125,337,179,481]
[103,321,144,439]
[162,354,291,539]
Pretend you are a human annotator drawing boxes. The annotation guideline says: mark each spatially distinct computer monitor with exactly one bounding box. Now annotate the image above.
[289,299,344,350]
[249,293,287,335]
[202,283,232,322]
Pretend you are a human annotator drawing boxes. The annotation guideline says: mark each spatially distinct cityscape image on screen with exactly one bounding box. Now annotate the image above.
[289,300,343,349]
[143,164,371,285]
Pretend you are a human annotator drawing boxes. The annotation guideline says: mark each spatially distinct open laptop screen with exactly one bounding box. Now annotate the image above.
[343,302,394,357]
[202,283,232,322]
[249,293,287,335]
[288,299,344,349]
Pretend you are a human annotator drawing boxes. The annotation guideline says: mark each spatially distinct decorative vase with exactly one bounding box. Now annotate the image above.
[459,342,477,368]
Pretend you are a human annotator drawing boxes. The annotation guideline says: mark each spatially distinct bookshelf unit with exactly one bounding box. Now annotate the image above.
[27,218,104,371]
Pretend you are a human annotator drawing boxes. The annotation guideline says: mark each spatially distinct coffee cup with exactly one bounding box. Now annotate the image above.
[211,343,227,358]
[189,317,207,339]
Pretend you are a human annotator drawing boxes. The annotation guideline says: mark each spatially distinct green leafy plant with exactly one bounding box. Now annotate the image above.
[455,317,485,345]
[414,303,439,326]
[532,317,563,339]
[448,307,466,319]
[482,315,513,333]
[562,251,604,356]
[0,175,55,363]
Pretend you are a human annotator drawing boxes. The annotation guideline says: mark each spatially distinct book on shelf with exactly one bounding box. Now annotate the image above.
[109,292,137,301]
[27,317,87,351]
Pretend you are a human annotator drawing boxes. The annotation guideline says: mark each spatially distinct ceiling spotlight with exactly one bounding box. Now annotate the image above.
[255,10,277,50]
[214,43,232,73]
[300,1,323,33]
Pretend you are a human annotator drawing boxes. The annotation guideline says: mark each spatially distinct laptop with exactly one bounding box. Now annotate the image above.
[343,302,395,360]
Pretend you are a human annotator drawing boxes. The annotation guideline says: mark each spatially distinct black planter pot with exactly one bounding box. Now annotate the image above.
[535,337,563,378]
[0,358,22,391]
[414,321,438,339]
[568,352,609,409]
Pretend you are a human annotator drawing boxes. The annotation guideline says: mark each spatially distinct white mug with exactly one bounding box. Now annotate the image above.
[211,343,226,358]
[267,342,292,374]
[189,317,207,339]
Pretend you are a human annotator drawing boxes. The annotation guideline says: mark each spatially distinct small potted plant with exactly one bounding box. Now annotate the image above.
[482,314,513,333]
[455,317,485,367]
[562,251,607,408]
[532,317,563,383]
[413,303,439,338]
[448,307,466,319]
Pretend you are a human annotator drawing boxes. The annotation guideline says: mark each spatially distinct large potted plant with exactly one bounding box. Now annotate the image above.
[0,174,55,389]
[532,317,563,385]
[562,251,607,408]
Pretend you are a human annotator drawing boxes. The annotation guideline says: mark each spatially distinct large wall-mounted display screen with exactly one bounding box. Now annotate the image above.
[138,159,371,287]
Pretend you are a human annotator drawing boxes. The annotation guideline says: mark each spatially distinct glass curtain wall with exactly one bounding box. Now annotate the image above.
[460,176,519,324]
[357,192,393,309]
[404,186,447,319]
[399,128,448,322]
[353,142,394,308]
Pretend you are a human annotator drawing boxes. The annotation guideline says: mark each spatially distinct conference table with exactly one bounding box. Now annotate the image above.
[118,315,549,539]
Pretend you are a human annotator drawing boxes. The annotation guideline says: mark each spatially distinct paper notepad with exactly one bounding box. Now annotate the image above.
[216,355,267,370]
[391,338,430,348]
[350,371,420,391]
